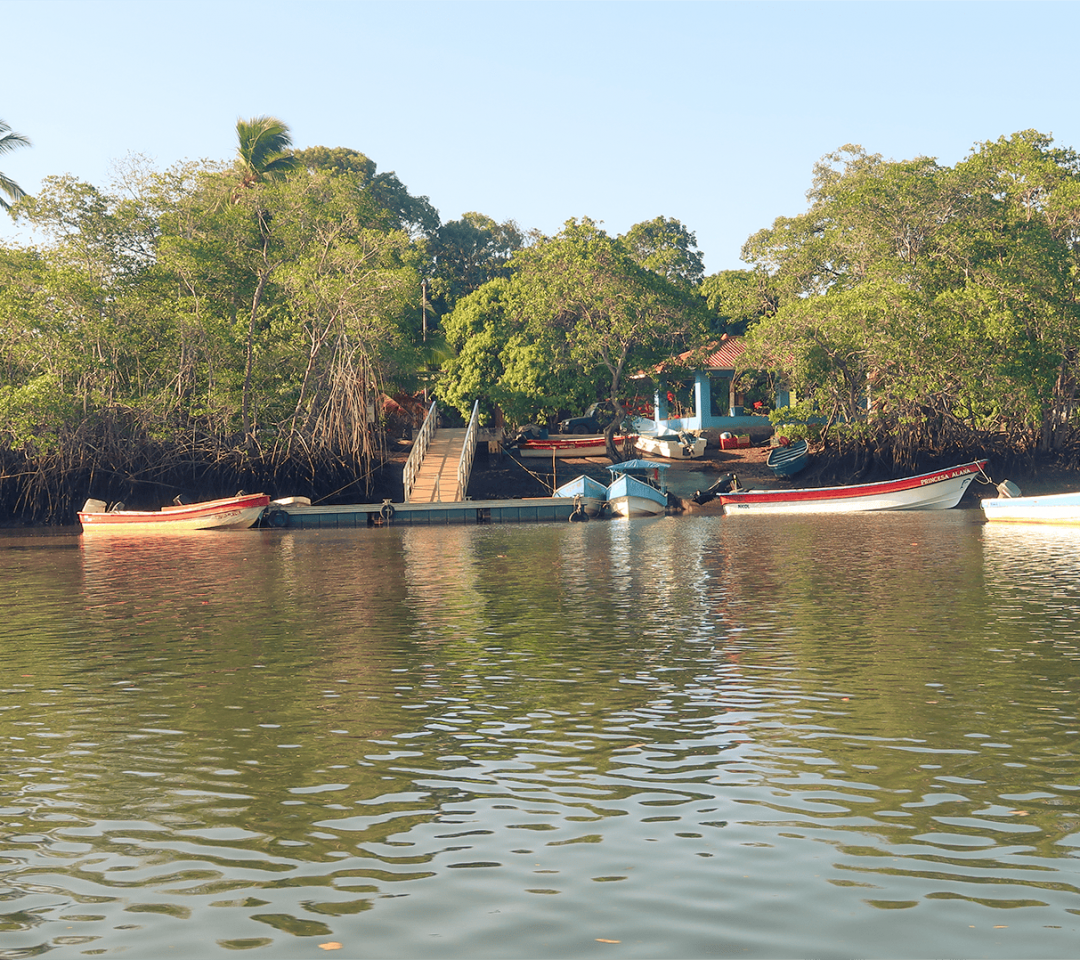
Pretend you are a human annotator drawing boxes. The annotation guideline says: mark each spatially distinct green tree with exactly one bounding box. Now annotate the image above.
[0,120,30,211]
[699,268,779,335]
[741,132,1080,467]
[160,159,424,469]
[437,278,583,427]
[437,219,707,450]
[623,216,704,287]
[293,146,439,236]
[428,212,525,313]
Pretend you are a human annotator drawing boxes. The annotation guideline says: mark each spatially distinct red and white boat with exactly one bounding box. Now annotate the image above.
[78,493,270,534]
[517,435,636,458]
[719,461,988,514]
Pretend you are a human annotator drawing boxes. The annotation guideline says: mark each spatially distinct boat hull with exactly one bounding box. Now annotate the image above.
[552,475,609,517]
[79,494,270,533]
[519,435,634,458]
[720,461,987,514]
[606,474,667,518]
[635,434,707,459]
[767,439,809,477]
[981,490,1080,525]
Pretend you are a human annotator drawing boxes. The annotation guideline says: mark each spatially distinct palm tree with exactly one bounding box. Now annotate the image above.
[228,116,297,448]
[0,120,31,211]
[232,115,296,195]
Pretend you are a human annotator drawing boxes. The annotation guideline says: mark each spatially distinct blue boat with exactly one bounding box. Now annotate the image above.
[553,474,609,518]
[605,459,669,518]
[767,438,810,478]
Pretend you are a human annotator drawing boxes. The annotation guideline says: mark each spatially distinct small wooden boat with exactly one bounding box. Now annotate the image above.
[517,435,635,458]
[720,460,988,514]
[981,483,1080,525]
[79,493,270,534]
[635,432,707,459]
[767,438,810,477]
[553,475,609,517]
[605,459,669,518]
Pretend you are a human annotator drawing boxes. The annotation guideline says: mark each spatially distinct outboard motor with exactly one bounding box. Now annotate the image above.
[997,480,1022,498]
[510,423,545,445]
[692,473,741,505]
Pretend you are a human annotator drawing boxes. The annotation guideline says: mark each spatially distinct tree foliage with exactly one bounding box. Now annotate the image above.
[6,116,1080,521]
[0,125,431,519]
[428,212,525,313]
[741,130,1080,468]
[437,218,707,457]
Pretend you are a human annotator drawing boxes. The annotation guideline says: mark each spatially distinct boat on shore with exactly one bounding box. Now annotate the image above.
[767,438,810,477]
[605,460,669,518]
[980,483,1080,525]
[719,460,988,514]
[517,435,635,458]
[79,493,270,533]
[635,432,707,459]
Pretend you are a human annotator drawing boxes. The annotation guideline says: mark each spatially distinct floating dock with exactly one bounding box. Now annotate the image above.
[263,496,593,529]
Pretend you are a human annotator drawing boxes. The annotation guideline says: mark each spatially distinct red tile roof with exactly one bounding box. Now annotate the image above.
[655,335,747,373]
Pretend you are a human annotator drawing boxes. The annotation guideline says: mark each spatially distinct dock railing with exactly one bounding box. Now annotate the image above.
[404,401,437,503]
[455,400,480,501]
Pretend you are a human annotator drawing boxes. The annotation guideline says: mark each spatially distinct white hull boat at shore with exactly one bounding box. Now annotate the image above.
[606,459,669,518]
[635,433,707,459]
[981,485,1080,525]
[79,493,270,534]
[719,461,988,514]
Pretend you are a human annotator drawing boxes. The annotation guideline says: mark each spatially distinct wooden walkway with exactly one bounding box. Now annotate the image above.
[408,428,469,503]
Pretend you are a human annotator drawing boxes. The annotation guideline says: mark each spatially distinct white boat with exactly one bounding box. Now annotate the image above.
[605,460,669,518]
[635,432,707,459]
[719,460,988,514]
[981,483,1080,525]
[553,475,609,517]
[79,493,270,534]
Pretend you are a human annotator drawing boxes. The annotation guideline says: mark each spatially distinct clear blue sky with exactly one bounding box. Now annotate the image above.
[3,0,1077,273]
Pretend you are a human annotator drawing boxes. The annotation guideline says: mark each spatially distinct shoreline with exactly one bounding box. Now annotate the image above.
[4,437,1078,529]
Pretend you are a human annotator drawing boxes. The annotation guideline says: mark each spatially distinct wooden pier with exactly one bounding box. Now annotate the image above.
[260,400,603,529]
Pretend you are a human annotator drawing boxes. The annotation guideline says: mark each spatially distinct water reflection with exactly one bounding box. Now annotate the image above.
[0,515,1078,958]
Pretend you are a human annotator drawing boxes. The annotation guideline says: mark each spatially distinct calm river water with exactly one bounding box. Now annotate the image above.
[1,509,1078,959]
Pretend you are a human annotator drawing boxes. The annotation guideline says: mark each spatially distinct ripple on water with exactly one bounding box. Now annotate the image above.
[1,518,1079,957]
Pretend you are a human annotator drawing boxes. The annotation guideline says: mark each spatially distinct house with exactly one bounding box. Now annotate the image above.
[639,335,793,435]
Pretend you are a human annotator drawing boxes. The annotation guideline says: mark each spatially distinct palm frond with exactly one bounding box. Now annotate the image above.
[235,115,294,177]
[0,121,30,209]
[0,131,30,155]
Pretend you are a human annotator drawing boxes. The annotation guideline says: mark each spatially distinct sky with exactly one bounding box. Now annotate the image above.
[3,0,1078,274]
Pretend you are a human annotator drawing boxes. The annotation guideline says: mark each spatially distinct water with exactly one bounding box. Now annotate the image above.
[1,511,1078,958]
